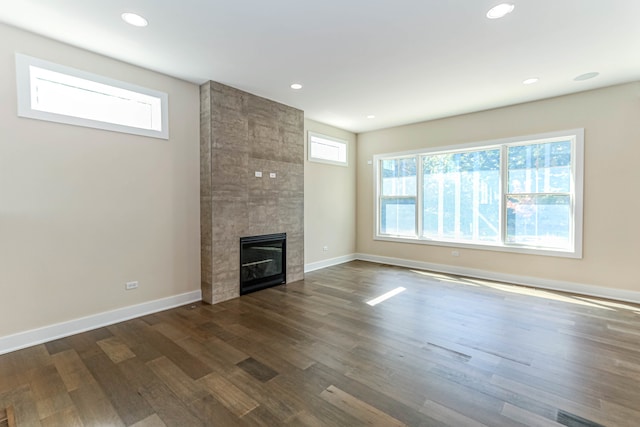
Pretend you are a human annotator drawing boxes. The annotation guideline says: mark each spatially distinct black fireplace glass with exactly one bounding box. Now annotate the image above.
[240,233,286,295]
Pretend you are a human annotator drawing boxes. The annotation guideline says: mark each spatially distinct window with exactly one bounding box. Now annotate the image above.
[15,53,168,139]
[308,132,348,166]
[374,129,584,258]
[380,157,417,236]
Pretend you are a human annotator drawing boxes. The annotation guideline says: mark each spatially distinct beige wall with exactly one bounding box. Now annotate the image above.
[0,24,201,337]
[304,119,357,266]
[357,82,640,292]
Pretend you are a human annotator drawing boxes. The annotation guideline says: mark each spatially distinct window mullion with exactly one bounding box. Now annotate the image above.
[500,145,507,245]
[416,155,423,238]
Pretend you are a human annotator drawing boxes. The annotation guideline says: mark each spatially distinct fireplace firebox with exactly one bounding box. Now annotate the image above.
[240,233,286,295]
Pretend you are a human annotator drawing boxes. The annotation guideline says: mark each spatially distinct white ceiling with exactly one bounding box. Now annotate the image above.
[1,0,639,133]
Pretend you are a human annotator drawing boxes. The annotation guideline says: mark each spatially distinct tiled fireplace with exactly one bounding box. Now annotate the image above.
[200,81,304,304]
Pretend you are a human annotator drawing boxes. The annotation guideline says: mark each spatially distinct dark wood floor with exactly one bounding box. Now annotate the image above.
[2,261,640,426]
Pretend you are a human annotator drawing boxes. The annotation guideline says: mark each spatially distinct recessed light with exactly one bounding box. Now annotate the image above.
[290,83,303,90]
[122,12,148,27]
[522,78,539,85]
[486,3,515,19]
[367,115,376,119]
[574,72,599,81]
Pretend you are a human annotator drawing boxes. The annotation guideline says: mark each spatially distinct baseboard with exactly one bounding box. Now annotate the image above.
[355,253,640,304]
[0,290,202,356]
[305,254,357,273]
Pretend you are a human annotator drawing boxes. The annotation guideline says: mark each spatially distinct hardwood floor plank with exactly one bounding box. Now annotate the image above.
[68,381,125,427]
[81,352,154,425]
[63,328,113,360]
[0,384,43,427]
[129,413,167,427]
[500,403,563,427]
[224,365,306,423]
[143,329,212,380]
[96,337,136,364]
[236,357,278,383]
[420,399,490,427]
[39,406,84,427]
[51,350,96,393]
[490,375,609,426]
[26,363,74,421]
[9,345,51,384]
[146,356,209,405]
[137,381,204,427]
[299,362,435,426]
[152,322,191,343]
[320,385,406,427]
[44,339,72,356]
[199,335,249,365]
[198,372,259,417]
[118,356,205,426]
[226,335,297,376]
[189,394,244,427]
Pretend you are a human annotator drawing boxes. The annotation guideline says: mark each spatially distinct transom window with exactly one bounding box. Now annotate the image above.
[374,129,584,258]
[15,53,168,139]
[308,132,348,166]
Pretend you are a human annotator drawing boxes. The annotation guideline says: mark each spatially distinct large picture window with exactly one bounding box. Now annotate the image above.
[374,129,584,258]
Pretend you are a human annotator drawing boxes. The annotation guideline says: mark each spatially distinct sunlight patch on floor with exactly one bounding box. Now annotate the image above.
[408,269,631,312]
[366,287,406,306]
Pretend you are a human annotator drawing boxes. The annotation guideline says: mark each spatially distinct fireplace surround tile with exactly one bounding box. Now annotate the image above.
[200,81,304,304]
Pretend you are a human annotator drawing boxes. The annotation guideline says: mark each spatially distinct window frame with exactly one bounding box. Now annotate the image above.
[379,155,418,236]
[15,53,169,139]
[373,129,584,258]
[308,131,348,166]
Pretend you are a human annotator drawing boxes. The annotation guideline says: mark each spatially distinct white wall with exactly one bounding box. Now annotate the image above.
[0,24,201,339]
[357,82,640,296]
[304,119,357,269]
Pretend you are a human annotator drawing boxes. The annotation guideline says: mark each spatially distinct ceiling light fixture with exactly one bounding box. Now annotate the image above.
[522,78,539,85]
[367,115,376,119]
[486,3,515,19]
[290,83,302,90]
[574,72,599,81]
[122,12,148,27]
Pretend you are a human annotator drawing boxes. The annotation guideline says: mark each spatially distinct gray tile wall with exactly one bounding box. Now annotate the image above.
[200,81,304,304]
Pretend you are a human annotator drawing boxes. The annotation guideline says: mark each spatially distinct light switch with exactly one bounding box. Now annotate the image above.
[255,171,262,178]
[269,172,276,178]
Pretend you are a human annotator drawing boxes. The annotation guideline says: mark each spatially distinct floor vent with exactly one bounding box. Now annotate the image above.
[0,406,16,427]
[557,410,605,427]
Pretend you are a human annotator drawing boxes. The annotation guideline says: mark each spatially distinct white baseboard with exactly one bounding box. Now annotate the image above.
[5,254,637,355]
[355,253,640,304]
[305,254,357,273]
[0,290,202,356]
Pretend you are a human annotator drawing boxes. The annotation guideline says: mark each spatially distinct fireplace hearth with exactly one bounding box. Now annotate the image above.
[240,233,286,295]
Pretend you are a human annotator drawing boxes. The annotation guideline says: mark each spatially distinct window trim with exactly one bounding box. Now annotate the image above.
[308,131,348,166]
[373,129,584,259]
[15,53,169,139]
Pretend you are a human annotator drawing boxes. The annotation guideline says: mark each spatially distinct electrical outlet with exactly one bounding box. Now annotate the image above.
[451,251,460,257]
[323,246,328,251]
[125,281,139,290]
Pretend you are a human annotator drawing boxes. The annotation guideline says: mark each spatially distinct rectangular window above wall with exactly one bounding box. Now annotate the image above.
[15,53,169,139]
[373,129,584,258]
[308,132,348,166]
